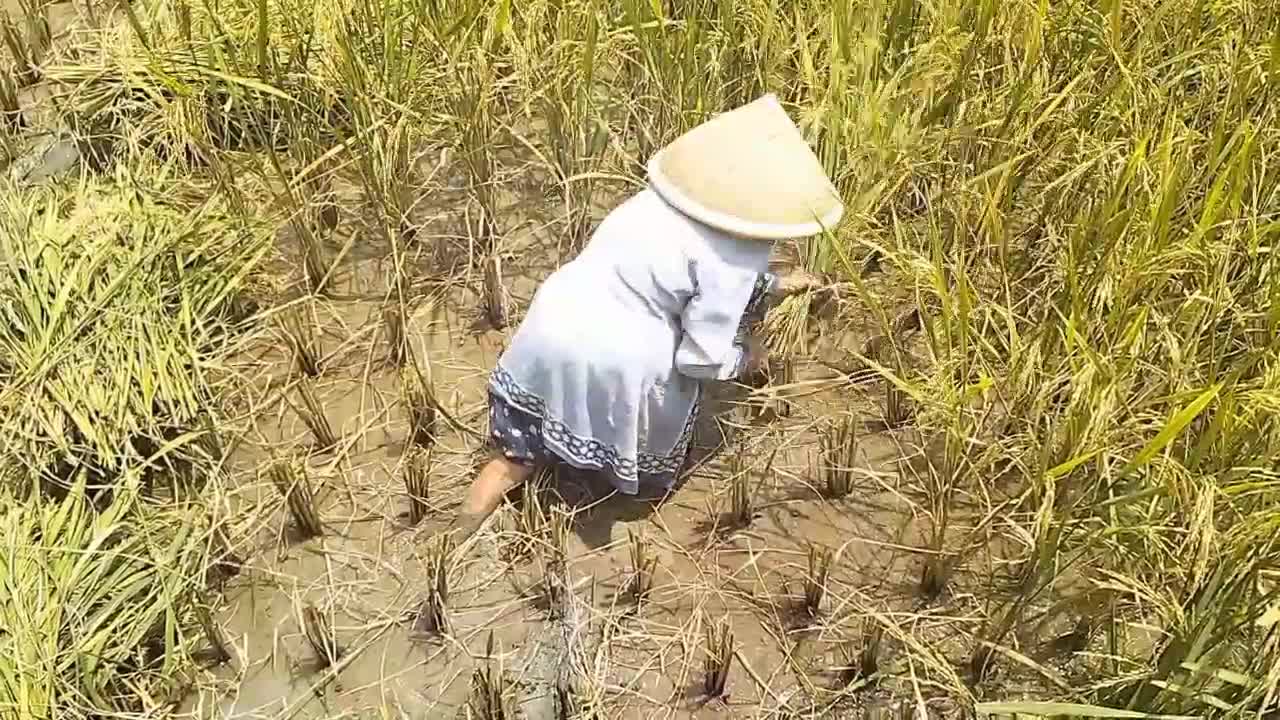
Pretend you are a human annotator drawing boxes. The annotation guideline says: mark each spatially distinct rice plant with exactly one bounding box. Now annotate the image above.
[702,615,735,699]
[267,456,323,539]
[839,621,885,687]
[382,302,408,369]
[301,604,342,669]
[414,533,452,637]
[281,306,321,378]
[726,455,754,528]
[483,254,509,330]
[194,601,231,665]
[883,380,911,429]
[400,363,438,450]
[627,528,658,604]
[295,378,338,451]
[403,447,432,525]
[0,477,214,717]
[802,544,834,618]
[1,3,48,88]
[469,631,513,720]
[819,415,858,499]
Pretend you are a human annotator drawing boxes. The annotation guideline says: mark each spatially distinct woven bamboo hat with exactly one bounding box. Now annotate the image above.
[647,94,844,240]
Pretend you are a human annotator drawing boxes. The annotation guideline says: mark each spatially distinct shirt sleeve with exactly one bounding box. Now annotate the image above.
[674,262,768,381]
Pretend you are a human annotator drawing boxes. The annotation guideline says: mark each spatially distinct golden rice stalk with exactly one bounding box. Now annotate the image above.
[627,529,658,604]
[281,307,321,378]
[803,544,834,618]
[469,631,513,720]
[820,416,858,499]
[382,302,408,368]
[484,254,509,330]
[414,533,452,636]
[400,363,438,450]
[296,378,338,450]
[702,615,735,699]
[301,604,342,668]
[763,294,811,356]
[268,457,323,539]
[404,446,431,525]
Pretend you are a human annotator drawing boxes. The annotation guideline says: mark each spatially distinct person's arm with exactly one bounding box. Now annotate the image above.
[674,263,765,381]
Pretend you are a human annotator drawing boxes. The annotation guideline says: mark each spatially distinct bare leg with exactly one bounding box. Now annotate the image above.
[448,457,535,543]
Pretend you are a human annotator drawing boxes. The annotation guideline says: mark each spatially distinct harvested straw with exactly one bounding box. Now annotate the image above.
[403,446,431,525]
[301,604,342,668]
[267,457,323,539]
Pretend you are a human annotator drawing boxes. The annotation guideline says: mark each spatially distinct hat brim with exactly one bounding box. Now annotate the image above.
[648,152,845,240]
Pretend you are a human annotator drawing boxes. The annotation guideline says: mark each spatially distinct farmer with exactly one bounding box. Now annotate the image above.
[451,94,844,540]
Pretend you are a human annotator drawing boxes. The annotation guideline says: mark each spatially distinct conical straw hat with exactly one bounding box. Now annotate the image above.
[647,94,844,241]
